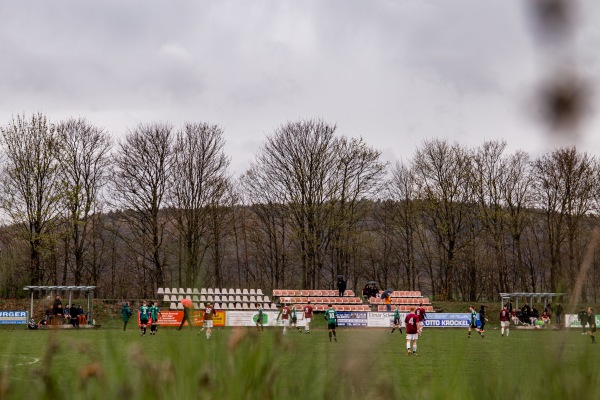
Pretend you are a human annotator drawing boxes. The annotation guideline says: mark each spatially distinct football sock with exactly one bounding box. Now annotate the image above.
[506,329,509,336]
[501,328,504,335]
[329,332,332,340]
[413,344,417,353]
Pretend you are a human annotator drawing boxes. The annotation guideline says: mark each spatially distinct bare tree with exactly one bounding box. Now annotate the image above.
[502,150,535,290]
[387,161,420,290]
[412,139,475,300]
[167,122,231,287]
[0,113,62,285]
[533,147,599,293]
[111,123,173,290]
[55,117,112,285]
[472,141,510,293]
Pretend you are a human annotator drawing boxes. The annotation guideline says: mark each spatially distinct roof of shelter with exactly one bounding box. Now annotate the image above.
[23,285,96,292]
[499,292,567,298]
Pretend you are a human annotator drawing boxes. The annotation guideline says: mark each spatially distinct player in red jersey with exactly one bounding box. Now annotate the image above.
[404,306,419,356]
[203,302,215,340]
[277,304,291,335]
[303,301,314,334]
[416,303,427,336]
[499,305,511,337]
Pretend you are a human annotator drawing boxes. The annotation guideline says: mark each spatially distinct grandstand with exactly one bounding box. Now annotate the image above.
[272,289,370,312]
[157,287,277,311]
[369,290,433,312]
[272,288,433,312]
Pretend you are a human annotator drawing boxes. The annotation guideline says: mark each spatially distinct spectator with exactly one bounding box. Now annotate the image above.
[541,310,550,328]
[578,307,588,335]
[511,309,519,326]
[70,304,79,328]
[555,303,563,327]
[64,304,71,324]
[337,277,347,297]
[121,302,133,331]
[77,305,87,326]
[53,295,64,324]
[530,306,539,326]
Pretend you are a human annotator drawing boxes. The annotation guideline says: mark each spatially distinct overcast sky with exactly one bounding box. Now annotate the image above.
[1,0,599,175]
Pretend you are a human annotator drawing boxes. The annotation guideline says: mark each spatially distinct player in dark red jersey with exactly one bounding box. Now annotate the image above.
[404,306,419,356]
[303,301,314,334]
[203,302,215,340]
[499,305,511,337]
[416,303,427,336]
[278,304,291,335]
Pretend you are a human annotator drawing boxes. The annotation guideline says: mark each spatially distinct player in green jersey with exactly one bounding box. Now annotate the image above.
[468,305,481,338]
[290,305,301,332]
[324,304,338,342]
[390,306,403,334]
[149,302,162,335]
[139,301,150,336]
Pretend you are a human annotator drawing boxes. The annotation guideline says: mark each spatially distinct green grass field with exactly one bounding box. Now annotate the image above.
[0,324,598,399]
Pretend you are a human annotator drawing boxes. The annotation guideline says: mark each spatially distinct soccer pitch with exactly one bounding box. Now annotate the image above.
[0,326,597,399]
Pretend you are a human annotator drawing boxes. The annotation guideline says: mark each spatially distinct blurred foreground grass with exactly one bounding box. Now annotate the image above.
[0,325,598,400]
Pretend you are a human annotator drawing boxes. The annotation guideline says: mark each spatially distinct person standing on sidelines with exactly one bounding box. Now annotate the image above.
[586,307,596,344]
[303,301,314,334]
[290,305,301,332]
[555,303,563,327]
[500,305,511,337]
[256,305,265,331]
[416,303,427,336]
[324,304,338,342]
[404,306,419,356]
[139,301,150,336]
[149,301,162,335]
[468,305,481,338]
[478,305,487,338]
[121,302,133,331]
[390,306,403,335]
[578,307,588,335]
[203,302,215,339]
[277,304,291,335]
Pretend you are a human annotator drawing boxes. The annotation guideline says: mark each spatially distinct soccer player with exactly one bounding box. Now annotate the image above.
[177,301,194,330]
[277,304,291,335]
[468,305,481,338]
[478,305,486,338]
[256,305,265,331]
[303,301,314,334]
[416,303,427,336]
[203,302,215,339]
[586,307,596,344]
[139,301,150,336]
[324,304,337,342]
[390,306,403,335]
[500,305,511,337]
[290,305,301,332]
[121,302,132,331]
[404,306,419,355]
[149,301,162,335]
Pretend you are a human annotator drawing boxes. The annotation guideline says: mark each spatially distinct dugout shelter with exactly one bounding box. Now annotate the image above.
[23,285,97,323]
[499,292,566,312]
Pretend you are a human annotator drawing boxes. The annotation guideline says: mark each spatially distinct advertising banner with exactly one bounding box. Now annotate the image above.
[423,313,469,328]
[0,311,28,324]
[337,311,368,327]
[565,314,600,328]
[226,311,292,327]
[367,312,406,328]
